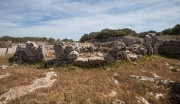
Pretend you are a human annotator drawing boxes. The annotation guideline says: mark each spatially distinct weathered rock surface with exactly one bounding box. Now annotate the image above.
[0,72,57,104]
[104,53,116,63]
[115,51,127,59]
[0,41,12,48]
[36,45,46,60]
[73,57,88,65]
[13,41,47,62]
[89,45,95,53]
[122,36,134,47]
[128,54,138,61]
[53,42,66,60]
[158,40,180,59]
[67,51,79,60]
[135,46,147,55]
[96,52,104,57]
[111,42,126,51]
[88,56,105,64]
[24,41,37,57]
[65,45,75,53]
[12,33,160,65]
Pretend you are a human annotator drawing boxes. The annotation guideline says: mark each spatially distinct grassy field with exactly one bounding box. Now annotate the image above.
[0,54,180,104]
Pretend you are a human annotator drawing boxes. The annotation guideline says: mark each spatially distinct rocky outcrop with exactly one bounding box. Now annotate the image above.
[12,33,160,65]
[13,41,46,62]
[53,42,66,60]
[67,51,79,60]
[0,41,12,48]
[143,33,157,55]
[88,56,105,64]
[65,45,75,53]
[24,41,37,57]
[158,40,180,59]
[122,36,134,46]
[36,45,46,61]
[73,58,88,66]
[135,46,147,55]
[104,53,116,63]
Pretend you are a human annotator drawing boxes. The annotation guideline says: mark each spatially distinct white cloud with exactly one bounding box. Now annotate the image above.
[0,0,180,41]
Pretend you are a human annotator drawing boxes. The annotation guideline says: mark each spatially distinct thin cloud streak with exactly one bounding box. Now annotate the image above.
[0,0,180,41]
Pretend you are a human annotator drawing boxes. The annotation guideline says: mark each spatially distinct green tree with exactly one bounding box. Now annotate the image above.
[62,38,74,42]
[48,37,55,45]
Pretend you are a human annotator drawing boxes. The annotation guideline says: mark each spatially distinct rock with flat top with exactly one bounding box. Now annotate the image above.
[88,56,105,64]
[73,57,88,65]
[67,51,79,60]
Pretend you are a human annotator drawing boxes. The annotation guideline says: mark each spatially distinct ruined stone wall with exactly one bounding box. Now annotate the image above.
[13,33,158,65]
[0,41,12,48]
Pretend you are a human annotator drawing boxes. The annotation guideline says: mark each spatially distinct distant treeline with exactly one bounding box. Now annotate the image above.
[1,24,179,43]
[0,36,74,44]
[79,28,137,42]
[79,24,180,42]
[0,36,54,44]
[138,24,180,38]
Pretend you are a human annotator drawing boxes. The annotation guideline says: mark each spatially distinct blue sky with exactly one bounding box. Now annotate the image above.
[0,0,180,41]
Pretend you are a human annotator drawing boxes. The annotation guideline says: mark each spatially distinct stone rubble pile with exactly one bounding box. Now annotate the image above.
[13,41,47,62]
[0,41,12,48]
[13,33,158,65]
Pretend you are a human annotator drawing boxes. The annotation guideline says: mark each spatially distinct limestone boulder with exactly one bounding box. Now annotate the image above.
[89,45,95,53]
[128,54,138,61]
[158,40,180,59]
[0,41,12,48]
[96,52,104,57]
[115,51,127,60]
[135,46,147,55]
[67,51,79,60]
[111,42,126,51]
[65,45,75,53]
[73,43,80,52]
[104,53,115,63]
[88,56,105,64]
[122,36,134,46]
[24,41,37,57]
[53,43,66,60]
[73,57,88,65]
[36,45,46,61]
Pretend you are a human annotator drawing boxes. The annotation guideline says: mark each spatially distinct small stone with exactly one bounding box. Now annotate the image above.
[128,54,138,61]
[2,65,8,69]
[109,90,117,97]
[112,99,125,104]
[136,96,150,104]
[49,68,53,70]
[96,52,104,57]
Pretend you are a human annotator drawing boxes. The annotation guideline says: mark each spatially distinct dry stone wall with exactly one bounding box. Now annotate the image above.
[0,41,12,48]
[13,33,158,65]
